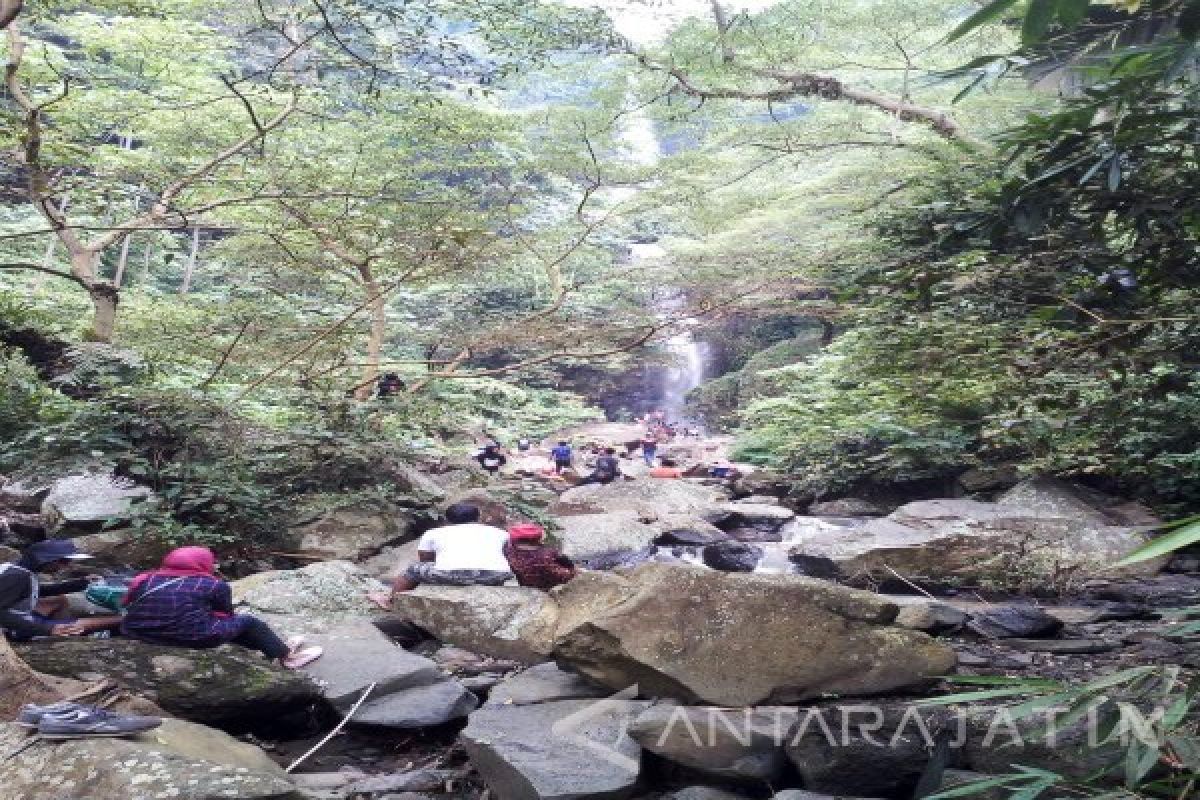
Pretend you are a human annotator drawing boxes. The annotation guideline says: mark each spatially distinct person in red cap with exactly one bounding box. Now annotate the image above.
[503,523,577,591]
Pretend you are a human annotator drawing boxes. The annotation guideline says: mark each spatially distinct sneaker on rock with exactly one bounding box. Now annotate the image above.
[36,706,162,739]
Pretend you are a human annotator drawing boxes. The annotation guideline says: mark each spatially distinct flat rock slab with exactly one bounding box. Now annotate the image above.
[629,705,795,783]
[295,620,444,708]
[486,663,610,707]
[354,679,478,728]
[0,719,299,800]
[460,698,648,800]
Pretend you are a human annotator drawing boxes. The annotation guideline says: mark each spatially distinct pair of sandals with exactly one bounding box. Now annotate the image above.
[283,636,324,669]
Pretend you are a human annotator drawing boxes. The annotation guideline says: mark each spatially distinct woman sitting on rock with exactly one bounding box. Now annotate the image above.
[121,546,322,669]
[503,523,577,591]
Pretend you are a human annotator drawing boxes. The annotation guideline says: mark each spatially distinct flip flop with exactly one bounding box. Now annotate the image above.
[282,646,323,669]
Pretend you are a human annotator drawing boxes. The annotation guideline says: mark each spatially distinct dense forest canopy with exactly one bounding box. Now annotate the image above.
[1,0,1198,543]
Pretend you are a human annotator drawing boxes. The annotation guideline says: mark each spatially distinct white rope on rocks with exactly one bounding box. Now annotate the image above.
[285,681,377,774]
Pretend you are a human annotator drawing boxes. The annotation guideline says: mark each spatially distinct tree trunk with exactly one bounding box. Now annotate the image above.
[355,269,386,400]
[87,283,120,343]
[69,250,119,343]
[0,636,87,718]
[180,227,200,294]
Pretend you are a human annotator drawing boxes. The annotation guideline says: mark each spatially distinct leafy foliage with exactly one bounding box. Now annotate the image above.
[923,668,1200,799]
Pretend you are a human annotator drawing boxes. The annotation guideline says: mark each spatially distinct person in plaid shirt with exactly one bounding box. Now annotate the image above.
[503,523,577,591]
[121,546,322,669]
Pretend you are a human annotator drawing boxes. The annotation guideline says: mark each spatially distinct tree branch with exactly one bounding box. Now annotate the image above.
[633,51,980,146]
[0,261,85,286]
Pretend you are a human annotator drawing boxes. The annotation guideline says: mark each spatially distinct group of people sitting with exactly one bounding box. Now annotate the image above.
[368,502,575,607]
[0,540,324,668]
[2,502,575,670]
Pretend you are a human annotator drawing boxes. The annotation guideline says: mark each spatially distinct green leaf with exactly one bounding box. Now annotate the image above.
[917,687,1052,706]
[943,675,1062,688]
[1022,0,1058,45]
[1115,519,1200,566]
[946,0,1021,42]
[924,775,1026,800]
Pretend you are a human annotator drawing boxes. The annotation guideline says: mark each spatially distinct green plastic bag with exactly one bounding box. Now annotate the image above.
[85,585,126,613]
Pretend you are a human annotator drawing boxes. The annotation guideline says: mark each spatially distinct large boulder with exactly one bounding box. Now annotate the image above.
[460,698,648,800]
[391,585,557,663]
[710,502,796,532]
[701,541,763,572]
[288,506,415,561]
[232,560,387,627]
[996,477,1138,523]
[628,705,795,783]
[556,480,729,517]
[785,497,1163,590]
[41,472,152,535]
[14,638,321,729]
[554,512,663,559]
[730,470,791,499]
[966,605,1064,639]
[807,498,891,517]
[0,719,301,800]
[551,564,956,705]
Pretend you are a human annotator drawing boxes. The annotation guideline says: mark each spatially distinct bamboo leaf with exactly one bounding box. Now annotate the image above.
[946,0,1021,42]
[1115,519,1200,566]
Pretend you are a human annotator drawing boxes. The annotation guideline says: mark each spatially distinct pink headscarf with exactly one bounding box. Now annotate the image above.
[508,523,545,543]
[124,546,218,599]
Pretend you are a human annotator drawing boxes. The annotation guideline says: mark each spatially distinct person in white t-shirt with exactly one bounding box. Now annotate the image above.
[368,503,513,608]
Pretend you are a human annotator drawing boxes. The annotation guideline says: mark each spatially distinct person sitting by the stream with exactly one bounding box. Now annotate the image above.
[640,432,659,466]
[369,504,513,607]
[503,522,577,590]
[578,447,621,485]
[550,440,573,474]
[121,546,323,670]
[709,459,739,479]
[475,443,507,476]
[0,540,121,641]
[648,457,684,479]
[377,372,405,399]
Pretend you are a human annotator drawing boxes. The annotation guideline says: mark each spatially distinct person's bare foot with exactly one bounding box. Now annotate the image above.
[282,645,323,669]
[366,591,392,610]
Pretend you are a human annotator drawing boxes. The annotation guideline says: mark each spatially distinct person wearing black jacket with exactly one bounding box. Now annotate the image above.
[0,539,119,639]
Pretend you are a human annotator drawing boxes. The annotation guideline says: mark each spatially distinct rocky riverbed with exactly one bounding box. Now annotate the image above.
[2,427,1198,800]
